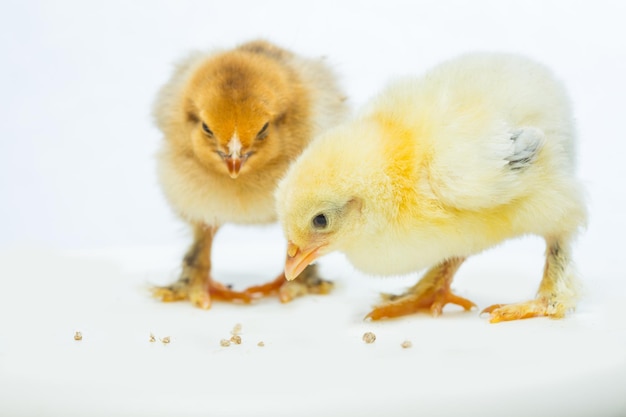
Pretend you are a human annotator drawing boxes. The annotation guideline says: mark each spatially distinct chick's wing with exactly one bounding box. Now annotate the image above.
[426,122,546,211]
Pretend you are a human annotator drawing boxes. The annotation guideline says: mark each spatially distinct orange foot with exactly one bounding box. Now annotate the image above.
[366,288,476,320]
[481,297,566,323]
[245,265,333,303]
[366,257,475,320]
[152,277,252,310]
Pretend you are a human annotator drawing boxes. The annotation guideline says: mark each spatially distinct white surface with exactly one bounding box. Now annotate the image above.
[1,233,625,416]
[1,1,626,416]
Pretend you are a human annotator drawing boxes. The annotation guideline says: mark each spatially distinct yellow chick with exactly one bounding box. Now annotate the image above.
[276,53,587,323]
[152,40,348,309]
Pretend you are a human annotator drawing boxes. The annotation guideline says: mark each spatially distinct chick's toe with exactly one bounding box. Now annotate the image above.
[481,299,558,323]
[245,264,333,303]
[367,287,475,320]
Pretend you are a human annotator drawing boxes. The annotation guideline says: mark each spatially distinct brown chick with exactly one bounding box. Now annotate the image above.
[152,40,348,309]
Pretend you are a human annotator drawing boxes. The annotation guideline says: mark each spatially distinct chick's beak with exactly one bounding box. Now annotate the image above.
[225,156,244,179]
[285,241,323,281]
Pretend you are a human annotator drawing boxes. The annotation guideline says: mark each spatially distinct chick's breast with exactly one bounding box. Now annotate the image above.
[153,41,348,226]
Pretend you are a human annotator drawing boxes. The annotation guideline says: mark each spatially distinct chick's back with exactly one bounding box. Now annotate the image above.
[371,54,582,222]
[154,40,348,226]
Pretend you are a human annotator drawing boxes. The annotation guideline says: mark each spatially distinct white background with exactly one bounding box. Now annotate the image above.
[1,1,625,416]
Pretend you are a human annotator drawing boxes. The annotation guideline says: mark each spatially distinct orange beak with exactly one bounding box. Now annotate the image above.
[285,241,324,281]
[225,156,244,179]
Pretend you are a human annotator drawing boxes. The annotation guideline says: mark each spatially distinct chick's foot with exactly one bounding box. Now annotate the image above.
[278,264,334,302]
[483,238,580,323]
[366,257,476,320]
[152,275,252,309]
[366,287,476,320]
[481,296,571,323]
[245,264,333,303]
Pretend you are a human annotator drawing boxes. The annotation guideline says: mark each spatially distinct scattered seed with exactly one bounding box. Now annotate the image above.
[74,331,82,341]
[231,323,242,335]
[149,333,156,343]
[220,339,231,347]
[161,336,171,345]
[401,340,412,349]
[362,332,376,344]
[230,335,242,345]
[257,341,265,347]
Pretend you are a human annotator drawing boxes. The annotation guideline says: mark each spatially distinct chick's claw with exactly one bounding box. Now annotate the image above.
[366,288,476,321]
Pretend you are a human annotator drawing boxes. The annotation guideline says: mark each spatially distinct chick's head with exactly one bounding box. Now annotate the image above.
[276,123,389,280]
[181,52,297,179]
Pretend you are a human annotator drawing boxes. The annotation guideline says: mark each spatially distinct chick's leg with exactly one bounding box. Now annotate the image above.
[152,224,252,309]
[366,257,476,320]
[245,264,334,303]
[482,238,579,323]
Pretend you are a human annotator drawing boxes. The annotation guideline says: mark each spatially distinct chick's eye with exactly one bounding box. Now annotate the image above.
[312,213,328,229]
[256,122,269,140]
[201,122,213,137]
